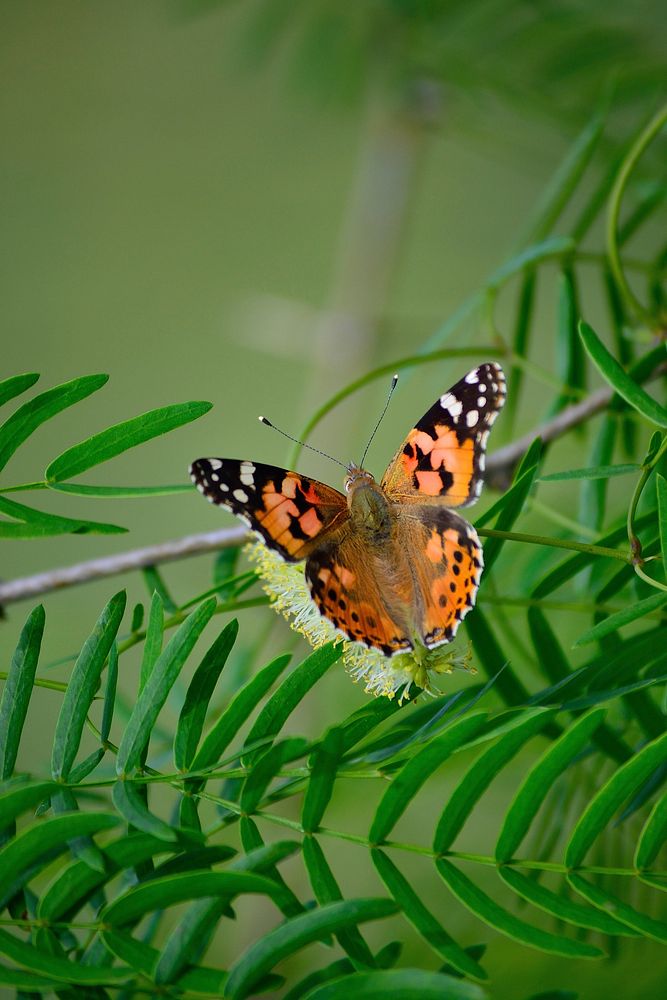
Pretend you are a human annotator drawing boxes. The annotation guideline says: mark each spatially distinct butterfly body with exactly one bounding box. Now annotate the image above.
[191,363,506,658]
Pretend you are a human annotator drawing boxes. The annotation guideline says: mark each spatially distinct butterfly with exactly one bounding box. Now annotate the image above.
[190,363,505,657]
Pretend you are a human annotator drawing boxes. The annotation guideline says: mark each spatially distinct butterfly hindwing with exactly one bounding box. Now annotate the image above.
[381,363,506,507]
[190,459,349,562]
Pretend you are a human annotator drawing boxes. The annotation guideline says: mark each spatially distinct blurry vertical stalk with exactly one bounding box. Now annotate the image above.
[301,78,441,432]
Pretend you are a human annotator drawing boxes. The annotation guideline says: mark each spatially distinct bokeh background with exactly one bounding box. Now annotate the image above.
[1,2,666,998]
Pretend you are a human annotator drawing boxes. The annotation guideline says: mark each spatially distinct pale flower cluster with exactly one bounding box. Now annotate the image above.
[246,541,475,700]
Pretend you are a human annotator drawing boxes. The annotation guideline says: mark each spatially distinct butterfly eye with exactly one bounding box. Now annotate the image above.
[344,479,352,493]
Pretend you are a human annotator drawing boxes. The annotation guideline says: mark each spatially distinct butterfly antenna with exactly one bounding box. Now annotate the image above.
[258,416,348,470]
[359,374,399,469]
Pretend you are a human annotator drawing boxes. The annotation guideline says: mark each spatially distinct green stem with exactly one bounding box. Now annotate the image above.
[606,103,667,322]
[477,527,630,562]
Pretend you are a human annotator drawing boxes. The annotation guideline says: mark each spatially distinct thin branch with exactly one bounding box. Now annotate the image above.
[0,526,249,607]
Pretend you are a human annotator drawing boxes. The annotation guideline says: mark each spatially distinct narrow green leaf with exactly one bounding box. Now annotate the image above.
[465,610,531,705]
[435,860,602,958]
[488,237,575,290]
[433,709,554,855]
[573,592,667,647]
[303,836,375,968]
[370,713,488,845]
[579,321,667,427]
[112,779,188,844]
[506,270,537,428]
[566,731,667,867]
[0,928,131,985]
[0,813,119,910]
[139,591,163,693]
[0,780,59,829]
[243,643,341,760]
[567,873,667,942]
[372,849,487,980]
[225,898,399,1000]
[0,606,45,779]
[68,748,105,784]
[478,439,542,573]
[497,867,637,937]
[102,869,296,927]
[579,416,618,531]
[100,641,118,745]
[0,495,125,535]
[174,619,239,771]
[142,564,177,612]
[495,709,606,862]
[50,786,106,872]
[0,374,108,474]
[0,521,89,538]
[241,737,309,814]
[239,817,304,917]
[303,968,486,1000]
[0,372,40,407]
[539,464,639,482]
[0,965,60,991]
[47,481,192,497]
[657,474,667,576]
[282,958,355,1000]
[46,400,213,482]
[154,897,232,985]
[302,726,344,833]
[116,598,216,775]
[51,591,126,781]
[551,268,584,412]
[526,607,570,685]
[101,928,236,994]
[635,790,667,869]
[190,652,291,776]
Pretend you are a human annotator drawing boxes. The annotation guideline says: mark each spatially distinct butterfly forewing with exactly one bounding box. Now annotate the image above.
[381,363,506,507]
[190,458,348,562]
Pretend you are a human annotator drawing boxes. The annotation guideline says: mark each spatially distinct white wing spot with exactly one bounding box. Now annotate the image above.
[465,370,480,384]
[478,383,487,393]
[196,483,206,493]
[211,473,219,482]
[233,489,249,503]
[440,392,463,420]
[240,462,256,475]
[478,453,486,471]
[477,396,486,407]
[240,473,255,488]
[209,459,223,470]
[466,409,479,427]
[220,482,230,492]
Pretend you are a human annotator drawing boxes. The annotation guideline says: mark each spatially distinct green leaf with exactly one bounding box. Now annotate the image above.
[101,869,297,927]
[0,372,40,408]
[579,321,667,427]
[506,270,537,428]
[372,849,487,980]
[0,494,126,535]
[139,591,164,693]
[243,643,341,760]
[573,592,667,647]
[435,860,602,958]
[635,790,667,869]
[282,958,355,1000]
[240,737,309,814]
[495,709,606,861]
[116,598,216,775]
[0,928,131,985]
[0,373,108,474]
[68,748,105,784]
[477,439,542,573]
[0,812,119,910]
[488,237,575,291]
[465,610,531,705]
[239,818,304,917]
[566,730,667,867]
[0,965,60,991]
[539,464,639,482]
[0,605,45,779]
[111,778,193,844]
[526,607,570,685]
[497,867,637,937]
[153,897,233,985]
[433,709,555,854]
[46,400,213,481]
[101,928,236,994]
[0,780,59,829]
[370,714,488,845]
[190,652,291,777]
[51,591,127,781]
[100,641,118,745]
[47,481,193,497]
[303,836,375,968]
[174,619,239,771]
[302,726,344,833]
[657,474,667,577]
[225,898,399,1000]
[303,968,487,1000]
[567,874,667,942]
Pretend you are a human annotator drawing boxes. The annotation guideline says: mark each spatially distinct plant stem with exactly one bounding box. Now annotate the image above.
[477,527,630,562]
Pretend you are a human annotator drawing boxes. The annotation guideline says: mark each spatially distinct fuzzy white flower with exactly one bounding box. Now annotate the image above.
[246,541,475,700]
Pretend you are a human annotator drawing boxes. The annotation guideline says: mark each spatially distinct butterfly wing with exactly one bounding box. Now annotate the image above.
[190,458,349,562]
[305,529,413,656]
[396,506,484,648]
[381,363,506,507]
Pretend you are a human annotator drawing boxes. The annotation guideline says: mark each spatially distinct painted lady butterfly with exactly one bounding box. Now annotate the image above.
[190,363,505,657]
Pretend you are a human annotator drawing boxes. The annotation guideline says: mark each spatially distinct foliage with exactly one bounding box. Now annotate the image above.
[0,102,666,998]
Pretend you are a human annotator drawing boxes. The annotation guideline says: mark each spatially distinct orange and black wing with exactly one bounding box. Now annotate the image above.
[381,363,506,508]
[190,459,349,562]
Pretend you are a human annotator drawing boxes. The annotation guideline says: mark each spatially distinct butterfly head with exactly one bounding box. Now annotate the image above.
[344,464,375,494]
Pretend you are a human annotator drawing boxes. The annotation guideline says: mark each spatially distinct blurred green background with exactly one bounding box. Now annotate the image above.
[1,2,666,998]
